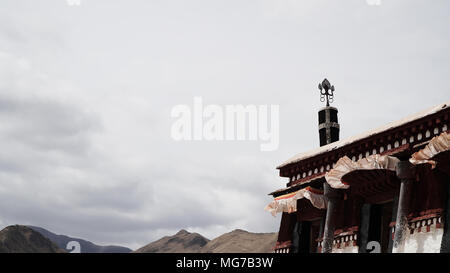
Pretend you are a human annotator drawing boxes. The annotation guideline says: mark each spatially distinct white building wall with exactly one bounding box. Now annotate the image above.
[332,245,358,253]
[393,225,443,253]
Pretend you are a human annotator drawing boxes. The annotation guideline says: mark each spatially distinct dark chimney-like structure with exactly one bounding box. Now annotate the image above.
[317,78,339,146]
[318,106,340,146]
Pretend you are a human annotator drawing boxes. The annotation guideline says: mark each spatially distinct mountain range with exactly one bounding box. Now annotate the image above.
[135,229,277,253]
[0,225,277,253]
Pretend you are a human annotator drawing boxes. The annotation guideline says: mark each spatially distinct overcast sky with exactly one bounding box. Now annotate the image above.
[0,0,449,250]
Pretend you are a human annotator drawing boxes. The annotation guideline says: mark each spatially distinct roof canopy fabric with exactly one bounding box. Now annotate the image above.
[410,131,450,168]
[264,187,326,217]
[325,154,399,189]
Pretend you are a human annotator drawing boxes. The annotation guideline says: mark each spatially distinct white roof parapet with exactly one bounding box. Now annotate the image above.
[325,154,399,189]
[278,101,450,169]
[410,131,450,168]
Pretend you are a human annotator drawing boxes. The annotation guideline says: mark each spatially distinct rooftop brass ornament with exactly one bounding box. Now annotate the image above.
[318,78,335,106]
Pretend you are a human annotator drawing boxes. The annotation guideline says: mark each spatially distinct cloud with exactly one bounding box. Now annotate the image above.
[0,0,448,250]
[0,53,276,247]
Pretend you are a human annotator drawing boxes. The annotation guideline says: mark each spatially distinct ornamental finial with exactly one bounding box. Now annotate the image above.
[318,78,335,106]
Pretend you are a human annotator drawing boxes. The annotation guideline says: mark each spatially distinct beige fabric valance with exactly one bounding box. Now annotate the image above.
[325,154,399,189]
[264,187,326,217]
[410,131,450,168]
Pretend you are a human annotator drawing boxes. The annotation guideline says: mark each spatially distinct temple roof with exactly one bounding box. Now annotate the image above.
[269,174,325,196]
[277,100,450,169]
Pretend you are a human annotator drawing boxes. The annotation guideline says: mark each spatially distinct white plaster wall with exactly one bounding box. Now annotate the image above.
[393,226,443,253]
[332,245,358,253]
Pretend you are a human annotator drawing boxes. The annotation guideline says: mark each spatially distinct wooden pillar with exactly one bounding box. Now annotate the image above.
[321,183,343,253]
[291,221,301,253]
[387,192,399,253]
[299,221,312,253]
[358,203,371,253]
[316,217,325,253]
[440,178,450,252]
[392,161,416,251]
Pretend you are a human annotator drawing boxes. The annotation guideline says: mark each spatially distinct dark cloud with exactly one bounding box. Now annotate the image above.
[0,94,100,154]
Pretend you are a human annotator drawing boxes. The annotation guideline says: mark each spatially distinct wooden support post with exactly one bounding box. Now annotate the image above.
[358,203,371,253]
[321,183,343,253]
[387,192,399,253]
[316,217,325,253]
[392,161,416,251]
[440,178,450,252]
[291,221,301,253]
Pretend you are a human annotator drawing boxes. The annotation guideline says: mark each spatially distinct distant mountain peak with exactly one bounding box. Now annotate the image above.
[176,229,190,235]
[0,225,64,253]
[230,229,248,233]
[134,229,209,253]
[200,229,277,253]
